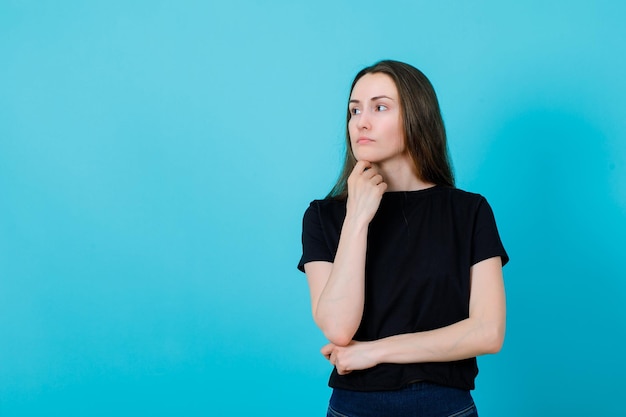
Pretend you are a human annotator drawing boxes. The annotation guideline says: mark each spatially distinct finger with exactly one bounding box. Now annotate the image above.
[371,174,384,185]
[361,167,378,180]
[336,366,351,375]
[320,343,334,358]
[353,160,372,174]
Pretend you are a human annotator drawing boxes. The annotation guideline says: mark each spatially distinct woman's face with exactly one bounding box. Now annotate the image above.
[348,72,406,165]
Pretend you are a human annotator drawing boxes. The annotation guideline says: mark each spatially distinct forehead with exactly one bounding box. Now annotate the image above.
[350,72,398,100]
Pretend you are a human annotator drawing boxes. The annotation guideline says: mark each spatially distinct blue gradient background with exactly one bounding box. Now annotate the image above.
[1,1,625,416]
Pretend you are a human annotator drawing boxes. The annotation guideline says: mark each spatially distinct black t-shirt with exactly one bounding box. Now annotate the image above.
[298,185,509,391]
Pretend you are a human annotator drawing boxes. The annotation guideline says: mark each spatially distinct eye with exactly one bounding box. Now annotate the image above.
[350,107,361,115]
[375,104,388,112]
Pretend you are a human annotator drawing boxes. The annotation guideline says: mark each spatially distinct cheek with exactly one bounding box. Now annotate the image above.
[393,123,405,150]
[348,122,358,142]
[348,118,356,131]
[348,135,362,159]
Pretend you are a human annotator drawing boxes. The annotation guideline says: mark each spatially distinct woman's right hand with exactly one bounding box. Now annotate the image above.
[346,160,387,225]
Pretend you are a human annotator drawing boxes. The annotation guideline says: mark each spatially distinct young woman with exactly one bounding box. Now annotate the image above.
[297,60,509,417]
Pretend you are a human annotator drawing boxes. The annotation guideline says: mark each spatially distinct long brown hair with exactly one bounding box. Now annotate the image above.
[327,60,455,199]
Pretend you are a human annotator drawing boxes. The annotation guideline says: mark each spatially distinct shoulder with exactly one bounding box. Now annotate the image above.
[441,186,482,199]
[303,198,346,218]
[435,186,487,207]
[431,187,501,226]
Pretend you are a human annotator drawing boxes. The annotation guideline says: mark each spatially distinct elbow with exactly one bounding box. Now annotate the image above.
[324,331,353,347]
[315,317,356,347]
[313,305,361,347]
[481,323,505,354]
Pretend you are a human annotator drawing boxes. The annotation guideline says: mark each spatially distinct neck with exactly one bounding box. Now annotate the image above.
[375,157,434,192]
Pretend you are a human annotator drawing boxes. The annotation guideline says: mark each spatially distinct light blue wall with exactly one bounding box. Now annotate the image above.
[1,1,625,415]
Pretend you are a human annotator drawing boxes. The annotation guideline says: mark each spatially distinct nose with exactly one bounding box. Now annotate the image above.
[356,109,370,130]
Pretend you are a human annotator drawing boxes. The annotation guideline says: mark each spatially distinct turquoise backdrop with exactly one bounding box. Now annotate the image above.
[1,1,625,416]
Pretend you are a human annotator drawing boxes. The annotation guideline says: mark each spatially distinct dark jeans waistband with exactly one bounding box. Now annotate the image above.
[328,381,477,417]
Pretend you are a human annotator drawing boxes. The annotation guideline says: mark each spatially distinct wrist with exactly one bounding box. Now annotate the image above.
[343,213,371,233]
[369,338,387,366]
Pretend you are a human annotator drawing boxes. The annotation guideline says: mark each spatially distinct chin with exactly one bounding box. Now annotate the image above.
[356,155,385,164]
[353,151,379,163]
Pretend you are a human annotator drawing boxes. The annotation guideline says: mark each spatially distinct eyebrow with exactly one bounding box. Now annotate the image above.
[349,95,395,104]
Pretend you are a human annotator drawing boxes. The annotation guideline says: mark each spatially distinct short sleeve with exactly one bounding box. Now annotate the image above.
[471,197,509,267]
[297,201,334,272]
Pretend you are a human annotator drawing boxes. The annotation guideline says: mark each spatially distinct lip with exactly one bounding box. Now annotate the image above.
[356,137,374,144]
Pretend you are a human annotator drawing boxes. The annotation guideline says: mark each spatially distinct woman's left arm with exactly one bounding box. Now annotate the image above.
[322,256,506,375]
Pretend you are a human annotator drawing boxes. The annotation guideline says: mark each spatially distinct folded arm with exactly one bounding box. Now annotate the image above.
[305,216,368,347]
[305,161,386,347]
[322,256,506,374]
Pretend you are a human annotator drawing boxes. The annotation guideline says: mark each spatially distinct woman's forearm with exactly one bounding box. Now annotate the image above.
[374,316,505,365]
[314,215,369,346]
[307,161,387,346]
[324,316,504,375]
